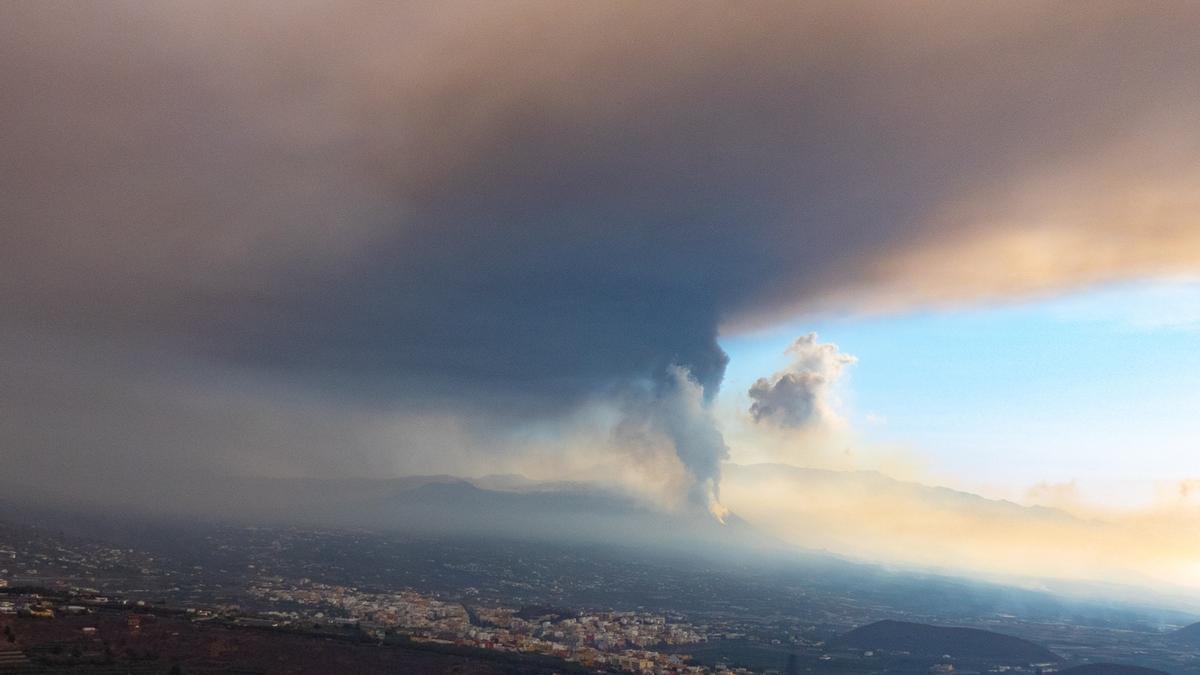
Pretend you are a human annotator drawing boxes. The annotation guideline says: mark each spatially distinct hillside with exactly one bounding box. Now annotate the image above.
[1170,621,1200,646]
[0,473,789,565]
[828,620,1060,663]
[1058,665,1170,675]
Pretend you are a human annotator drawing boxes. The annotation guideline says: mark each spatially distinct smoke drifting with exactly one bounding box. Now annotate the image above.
[656,368,732,521]
[2,1,1200,506]
[749,334,856,429]
[614,368,731,520]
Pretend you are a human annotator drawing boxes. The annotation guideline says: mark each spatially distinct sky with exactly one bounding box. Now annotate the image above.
[720,278,1200,503]
[2,1,1200,592]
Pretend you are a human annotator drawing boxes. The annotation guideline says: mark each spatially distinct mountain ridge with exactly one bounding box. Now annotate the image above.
[828,619,1060,663]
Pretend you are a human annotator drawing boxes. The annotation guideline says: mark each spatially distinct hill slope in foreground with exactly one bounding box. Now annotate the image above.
[1170,621,1200,646]
[828,620,1060,663]
[1058,665,1170,675]
[0,608,579,675]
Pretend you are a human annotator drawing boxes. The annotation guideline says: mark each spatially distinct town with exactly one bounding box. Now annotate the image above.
[3,512,1199,674]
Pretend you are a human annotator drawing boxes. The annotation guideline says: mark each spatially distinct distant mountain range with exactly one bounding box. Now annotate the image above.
[361,477,778,552]
[719,464,1200,615]
[828,619,1060,664]
[724,463,1079,523]
[5,470,1200,648]
[0,462,1087,546]
[77,472,789,559]
[6,465,1200,618]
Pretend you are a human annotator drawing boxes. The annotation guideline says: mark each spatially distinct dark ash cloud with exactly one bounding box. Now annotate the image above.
[2,1,1200,505]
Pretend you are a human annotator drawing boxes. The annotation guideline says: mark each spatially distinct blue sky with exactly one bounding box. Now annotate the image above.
[721,279,1200,494]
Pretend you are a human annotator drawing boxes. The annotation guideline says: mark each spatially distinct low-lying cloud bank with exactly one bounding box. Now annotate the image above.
[721,464,1200,598]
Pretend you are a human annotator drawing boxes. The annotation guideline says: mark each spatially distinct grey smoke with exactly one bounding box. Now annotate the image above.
[749,333,856,429]
[614,367,731,518]
[657,367,731,519]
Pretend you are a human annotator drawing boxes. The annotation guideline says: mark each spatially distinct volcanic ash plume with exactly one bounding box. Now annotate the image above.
[617,366,732,522]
